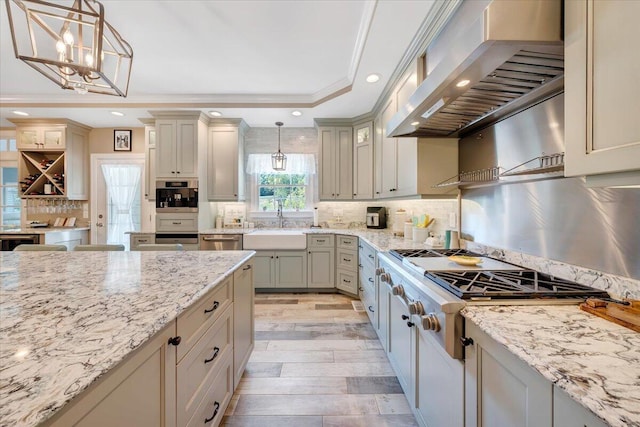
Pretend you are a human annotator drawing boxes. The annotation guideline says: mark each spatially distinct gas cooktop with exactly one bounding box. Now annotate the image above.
[389,248,609,301]
[389,248,481,260]
[426,270,610,300]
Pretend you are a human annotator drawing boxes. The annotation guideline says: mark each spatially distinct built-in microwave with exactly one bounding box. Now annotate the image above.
[156,179,198,213]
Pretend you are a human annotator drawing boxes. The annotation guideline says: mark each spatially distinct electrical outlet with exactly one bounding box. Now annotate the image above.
[449,212,457,228]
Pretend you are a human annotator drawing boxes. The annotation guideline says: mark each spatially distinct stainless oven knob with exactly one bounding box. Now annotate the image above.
[375,267,385,275]
[391,285,405,297]
[408,301,425,316]
[421,313,441,332]
[380,273,391,283]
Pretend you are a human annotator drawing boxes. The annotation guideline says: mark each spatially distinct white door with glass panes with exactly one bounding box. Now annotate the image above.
[91,154,148,250]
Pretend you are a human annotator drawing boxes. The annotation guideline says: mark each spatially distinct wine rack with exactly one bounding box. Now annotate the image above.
[19,151,66,197]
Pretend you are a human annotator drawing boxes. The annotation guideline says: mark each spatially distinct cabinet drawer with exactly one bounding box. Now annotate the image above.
[358,241,376,265]
[308,234,334,248]
[132,235,154,246]
[156,216,198,232]
[177,277,232,361]
[186,351,233,427]
[177,305,233,427]
[337,235,357,250]
[337,269,358,295]
[336,248,358,271]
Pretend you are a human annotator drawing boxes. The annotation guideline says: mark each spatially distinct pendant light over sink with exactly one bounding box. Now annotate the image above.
[271,121,287,171]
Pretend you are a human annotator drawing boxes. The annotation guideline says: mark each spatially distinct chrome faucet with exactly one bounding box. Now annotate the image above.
[276,199,284,228]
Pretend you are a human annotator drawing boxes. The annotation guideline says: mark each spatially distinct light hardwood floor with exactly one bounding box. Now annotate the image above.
[222,293,418,427]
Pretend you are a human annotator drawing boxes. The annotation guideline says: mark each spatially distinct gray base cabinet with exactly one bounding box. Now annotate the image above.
[233,262,254,388]
[307,234,334,288]
[254,250,307,289]
[464,320,552,427]
[358,239,377,327]
[553,386,607,427]
[336,235,358,295]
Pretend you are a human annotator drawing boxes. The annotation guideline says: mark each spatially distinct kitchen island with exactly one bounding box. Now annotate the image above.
[0,250,254,426]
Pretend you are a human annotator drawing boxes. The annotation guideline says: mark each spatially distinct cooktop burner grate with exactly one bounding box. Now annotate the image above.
[425,270,610,300]
[389,248,480,261]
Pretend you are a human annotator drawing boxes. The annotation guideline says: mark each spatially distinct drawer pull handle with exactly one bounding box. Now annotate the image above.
[243,265,252,271]
[204,401,220,423]
[368,278,374,283]
[368,254,374,259]
[316,239,325,243]
[343,258,351,262]
[204,347,220,363]
[368,306,375,313]
[172,222,182,225]
[343,279,351,283]
[168,336,182,346]
[204,301,220,314]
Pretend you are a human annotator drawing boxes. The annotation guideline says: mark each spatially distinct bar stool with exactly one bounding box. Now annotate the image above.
[14,244,67,251]
[73,244,125,251]
[136,243,184,251]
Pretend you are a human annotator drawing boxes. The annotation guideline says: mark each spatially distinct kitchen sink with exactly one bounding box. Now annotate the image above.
[243,230,307,250]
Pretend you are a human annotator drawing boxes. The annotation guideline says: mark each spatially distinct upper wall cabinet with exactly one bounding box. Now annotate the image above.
[374,69,458,199]
[11,119,90,200]
[318,126,353,200]
[208,121,246,201]
[155,119,199,178]
[140,120,156,200]
[565,0,640,185]
[353,121,374,200]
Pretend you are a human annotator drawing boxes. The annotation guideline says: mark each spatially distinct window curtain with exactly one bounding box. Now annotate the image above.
[101,164,141,247]
[246,153,316,175]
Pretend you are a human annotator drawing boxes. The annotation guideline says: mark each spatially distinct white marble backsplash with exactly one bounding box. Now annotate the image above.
[465,241,640,300]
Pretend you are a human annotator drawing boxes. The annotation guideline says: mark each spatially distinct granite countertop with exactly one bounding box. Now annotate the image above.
[462,305,640,427]
[0,227,90,234]
[0,250,255,427]
[193,227,434,252]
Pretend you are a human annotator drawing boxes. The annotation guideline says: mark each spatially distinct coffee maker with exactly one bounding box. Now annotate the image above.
[366,207,387,229]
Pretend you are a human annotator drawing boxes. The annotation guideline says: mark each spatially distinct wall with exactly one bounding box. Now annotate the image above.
[89,128,145,154]
[459,95,640,296]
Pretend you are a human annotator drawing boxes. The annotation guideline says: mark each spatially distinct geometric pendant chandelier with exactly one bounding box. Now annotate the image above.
[5,0,133,97]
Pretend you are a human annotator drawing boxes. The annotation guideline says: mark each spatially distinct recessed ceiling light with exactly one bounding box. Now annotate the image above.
[13,110,29,116]
[456,79,470,88]
[209,111,222,117]
[366,73,380,83]
[411,121,420,126]
[291,110,302,117]
[110,111,124,117]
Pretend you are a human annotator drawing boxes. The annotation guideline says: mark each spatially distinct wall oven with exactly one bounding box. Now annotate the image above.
[155,179,198,213]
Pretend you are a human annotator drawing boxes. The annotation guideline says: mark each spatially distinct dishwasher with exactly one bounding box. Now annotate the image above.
[199,234,243,250]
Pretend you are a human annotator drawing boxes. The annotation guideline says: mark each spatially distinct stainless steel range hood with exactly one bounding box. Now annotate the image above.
[387,0,563,138]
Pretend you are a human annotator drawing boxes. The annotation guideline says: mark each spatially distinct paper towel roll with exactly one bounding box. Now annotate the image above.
[313,207,319,227]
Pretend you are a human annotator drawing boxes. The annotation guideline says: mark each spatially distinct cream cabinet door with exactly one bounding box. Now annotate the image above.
[464,320,552,427]
[145,126,156,200]
[156,120,178,178]
[233,261,255,388]
[335,127,353,200]
[275,251,307,288]
[175,120,197,177]
[565,0,640,179]
[553,386,607,427]
[44,323,177,427]
[380,98,398,198]
[307,247,335,288]
[353,122,373,199]
[208,127,239,200]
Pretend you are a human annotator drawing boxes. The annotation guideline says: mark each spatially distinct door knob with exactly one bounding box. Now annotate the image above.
[96,222,103,227]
